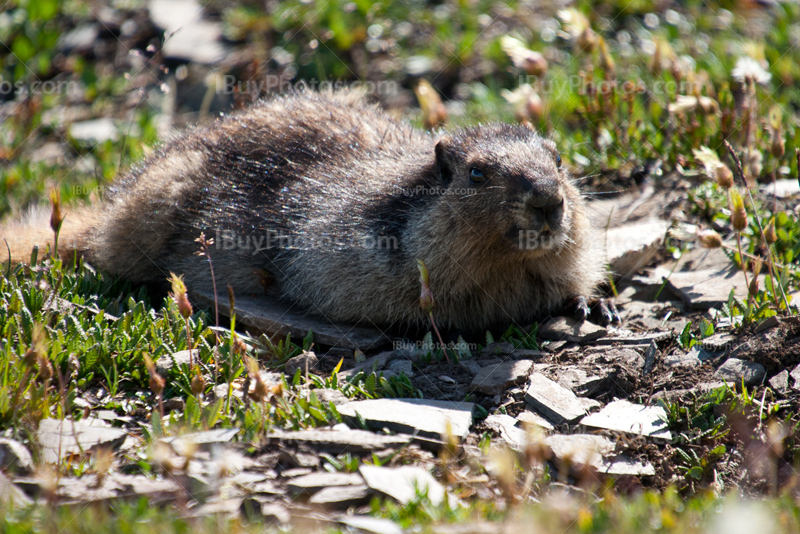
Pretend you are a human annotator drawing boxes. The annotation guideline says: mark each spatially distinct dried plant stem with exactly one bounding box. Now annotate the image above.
[428,312,451,363]
[725,141,792,313]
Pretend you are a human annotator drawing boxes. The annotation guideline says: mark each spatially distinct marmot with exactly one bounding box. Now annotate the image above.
[2,90,615,332]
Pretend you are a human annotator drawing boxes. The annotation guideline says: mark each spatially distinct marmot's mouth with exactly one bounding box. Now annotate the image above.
[505,224,567,252]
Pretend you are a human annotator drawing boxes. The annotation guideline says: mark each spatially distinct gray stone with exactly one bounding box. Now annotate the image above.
[606,218,669,279]
[481,342,516,356]
[664,352,700,368]
[579,398,602,412]
[360,465,453,507]
[755,315,781,333]
[580,400,672,439]
[266,429,412,453]
[148,0,228,64]
[68,118,119,144]
[338,399,474,441]
[545,434,614,469]
[285,352,319,376]
[469,360,533,395]
[58,23,99,53]
[38,418,127,463]
[484,414,527,450]
[643,340,657,374]
[516,409,555,431]
[662,263,752,310]
[713,358,766,387]
[591,330,673,346]
[458,359,482,376]
[161,429,238,456]
[524,374,586,424]
[309,484,372,507]
[313,388,350,405]
[538,317,607,343]
[769,370,790,394]
[761,178,800,198]
[339,515,404,534]
[288,472,364,494]
[340,352,394,378]
[600,455,656,476]
[790,364,800,391]
[156,350,197,374]
[193,290,389,350]
[0,439,33,475]
[387,359,414,377]
[557,368,605,395]
[0,472,32,508]
[700,333,738,352]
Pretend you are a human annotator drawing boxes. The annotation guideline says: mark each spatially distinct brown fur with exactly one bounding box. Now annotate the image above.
[1,90,606,332]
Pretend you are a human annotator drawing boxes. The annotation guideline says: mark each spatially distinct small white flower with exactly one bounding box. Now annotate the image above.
[731,56,771,85]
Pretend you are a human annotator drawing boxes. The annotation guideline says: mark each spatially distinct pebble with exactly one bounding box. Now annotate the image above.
[469,360,533,395]
[524,373,586,424]
[713,358,766,387]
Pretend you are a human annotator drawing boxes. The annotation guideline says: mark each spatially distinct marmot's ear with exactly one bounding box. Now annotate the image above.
[434,138,453,185]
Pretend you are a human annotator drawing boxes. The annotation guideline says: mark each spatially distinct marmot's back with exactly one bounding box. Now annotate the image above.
[2,90,607,332]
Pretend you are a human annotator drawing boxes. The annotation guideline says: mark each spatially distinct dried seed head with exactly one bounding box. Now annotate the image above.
[168,272,193,319]
[500,36,548,76]
[598,37,615,73]
[414,79,447,130]
[49,189,65,236]
[716,164,734,188]
[749,277,759,297]
[144,353,165,396]
[191,366,205,396]
[417,259,434,313]
[765,218,778,244]
[697,229,723,249]
[227,285,235,312]
[730,190,748,232]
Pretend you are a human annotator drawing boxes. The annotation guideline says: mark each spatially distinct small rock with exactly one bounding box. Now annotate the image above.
[481,342,516,357]
[538,317,607,343]
[309,484,371,507]
[339,516,404,534]
[259,502,291,524]
[340,351,393,378]
[469,360,533,395]
[761,178,800,198]
[156,350,197,374]
[579,398,602,412]
[38,418,127,463]
[600,455,656,476]
[0,472,33,508]
[287,472,364,494]
[484,414,527,450]
[580,399,672,439]
[68,118,119,144]
[663,352,700,368]
[606,218,669,279]
[162,397,186,413]
[700,333,738,352]
[516,409,555,430]
[58,23,99,53]
[360,465,453,507]
[439,375,457,384]
[285,352,319,376]
[557,368,605,395]
[313,388,349,405]
[713,358,766,387]
[0,439,33,475]
[643,340,657,374]
[387,359,414,377]
[545,434,614,469]
[524,374,586,424]
[161,429,238,456]
[458,359,482,376]
[755,315,781,333]
[266,429,412,454]
[790,364,800,391]
[338,398,474,441]
[769,370,790,394]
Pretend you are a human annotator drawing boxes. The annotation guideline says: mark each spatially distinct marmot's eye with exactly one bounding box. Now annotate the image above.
[556,154,562,168]
[469,167,484,183]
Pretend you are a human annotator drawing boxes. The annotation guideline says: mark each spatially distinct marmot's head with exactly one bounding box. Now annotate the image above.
[433,125,582,255]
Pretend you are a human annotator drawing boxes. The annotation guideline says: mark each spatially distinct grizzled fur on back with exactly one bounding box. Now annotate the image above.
[1,90,606,332]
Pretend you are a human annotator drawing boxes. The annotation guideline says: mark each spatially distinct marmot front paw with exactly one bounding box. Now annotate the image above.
[572,296,621,326]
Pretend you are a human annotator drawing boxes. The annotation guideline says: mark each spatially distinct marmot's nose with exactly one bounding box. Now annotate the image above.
[528,195,564,228]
